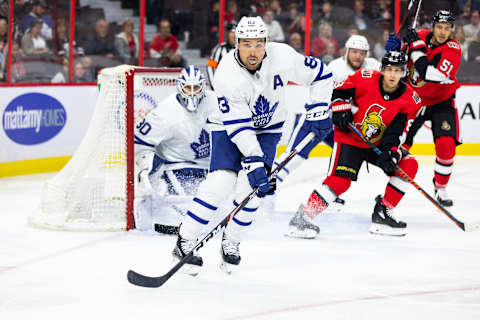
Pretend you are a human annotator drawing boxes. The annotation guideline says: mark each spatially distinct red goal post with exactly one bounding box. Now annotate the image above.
[30,65,181,231]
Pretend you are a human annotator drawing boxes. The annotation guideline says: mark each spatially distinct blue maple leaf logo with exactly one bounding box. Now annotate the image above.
[252,95,279,127]
[190,129,210,159]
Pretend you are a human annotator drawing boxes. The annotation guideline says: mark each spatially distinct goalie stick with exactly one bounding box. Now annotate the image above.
[348,123,479,232]
[127,132,316,288]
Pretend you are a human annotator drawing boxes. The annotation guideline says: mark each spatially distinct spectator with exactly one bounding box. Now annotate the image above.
[53,18,84,58]
[454,25,469,61]
[148,19,184,67]
[0,18,7,80]
[288,32,303,53]
[250,0,267,15]
[284,3,305,37]
[270,0,283,19]
[373,29,389,60]
[115,18,139,64]
[14,0,28,22]
[463,10,480,45]
[21,19,52,57]
[468,32,480,62]
[457,1,471,26]
[311,22,338,57]
[347,0,371,31]
[225,0,239,24]
[207,22,236,89]
[320,40,337,64]
[207,1,220,53]
[83,19,116,59]
[0,0,8,21]
[20,0,54,40]
[80,56,94,82]
[317,1,339,25]
[10,41,27,82]
[51,57,68,83]
[72,61,90,82]
[264,9,284,42]
[370,0,392,29]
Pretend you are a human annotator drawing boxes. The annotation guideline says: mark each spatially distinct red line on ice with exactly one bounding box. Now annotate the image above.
[226,285,480,320]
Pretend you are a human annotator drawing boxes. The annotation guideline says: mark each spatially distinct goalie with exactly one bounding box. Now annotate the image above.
[133,65,218,233]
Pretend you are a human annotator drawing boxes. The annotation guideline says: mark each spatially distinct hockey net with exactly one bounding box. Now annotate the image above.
[30,65,181,231]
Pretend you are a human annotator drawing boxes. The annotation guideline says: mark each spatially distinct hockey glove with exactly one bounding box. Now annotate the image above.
[376,147,402,176]
[385,33,402,52]
[331,102,353,132]
[403,27,426,53]
[241,156,270,198]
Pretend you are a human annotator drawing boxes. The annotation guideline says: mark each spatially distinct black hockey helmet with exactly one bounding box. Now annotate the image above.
[432,10,455,27]
[381,50,407,75]
[226,22,237,33]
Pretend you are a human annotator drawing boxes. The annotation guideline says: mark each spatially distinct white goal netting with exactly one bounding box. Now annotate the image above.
[30,65,180,231]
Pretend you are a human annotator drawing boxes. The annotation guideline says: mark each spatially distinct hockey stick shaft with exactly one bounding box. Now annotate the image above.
[127,132,316,287]
[347,123,466,231]
[411,0,423,29]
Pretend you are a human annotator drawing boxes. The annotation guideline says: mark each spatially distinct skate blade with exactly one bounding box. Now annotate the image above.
[220,261,240,275]
[284,226,318,239]
[368,223,406,237]
[172,256,201,276]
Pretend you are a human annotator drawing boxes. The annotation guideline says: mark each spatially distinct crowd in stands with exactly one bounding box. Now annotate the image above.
[1,0,480,83]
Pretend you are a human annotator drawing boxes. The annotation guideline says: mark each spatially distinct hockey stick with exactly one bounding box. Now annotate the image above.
[348,123,479,232]
[411,0,423,29]
[127,132,316,287]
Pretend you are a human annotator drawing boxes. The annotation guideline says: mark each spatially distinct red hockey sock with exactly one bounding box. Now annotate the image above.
[383,155,418,208]
[434,136,455,188]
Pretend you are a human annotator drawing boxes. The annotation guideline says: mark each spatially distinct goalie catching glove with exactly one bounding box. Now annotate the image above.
[377,147,402,176]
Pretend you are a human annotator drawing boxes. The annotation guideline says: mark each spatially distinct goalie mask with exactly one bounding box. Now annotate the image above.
[176,65,206,112]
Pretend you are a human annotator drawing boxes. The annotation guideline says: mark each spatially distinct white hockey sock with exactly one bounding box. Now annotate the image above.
[179,170,236,240]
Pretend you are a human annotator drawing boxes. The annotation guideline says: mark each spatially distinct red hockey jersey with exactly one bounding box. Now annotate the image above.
[333,69,422,148]
[406,29,461,107]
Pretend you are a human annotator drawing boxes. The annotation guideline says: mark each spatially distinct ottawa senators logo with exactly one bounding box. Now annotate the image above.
[409,65,425,87]
[358,104,386,143]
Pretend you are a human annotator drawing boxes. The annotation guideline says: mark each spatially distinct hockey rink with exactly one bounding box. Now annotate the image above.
[1,156,480,320]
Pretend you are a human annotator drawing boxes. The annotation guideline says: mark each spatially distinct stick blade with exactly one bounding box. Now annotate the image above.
[127,270,167,288]
[463,221,480,232]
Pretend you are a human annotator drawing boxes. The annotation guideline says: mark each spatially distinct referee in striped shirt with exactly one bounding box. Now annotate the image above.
[207,23,236,89]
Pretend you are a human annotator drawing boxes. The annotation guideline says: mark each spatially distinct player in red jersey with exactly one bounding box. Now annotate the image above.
[401,10,462,207]
[288,50,422,238]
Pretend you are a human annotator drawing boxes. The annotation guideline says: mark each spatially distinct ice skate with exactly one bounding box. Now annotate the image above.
[434,179,453,207]
[330,197,346,212]
[286,205,320,239]
[369,195,407,236]
[172,234,203,276]
[220,234,241,274]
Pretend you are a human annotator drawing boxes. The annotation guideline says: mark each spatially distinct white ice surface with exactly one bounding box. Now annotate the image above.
[1,156,480,320]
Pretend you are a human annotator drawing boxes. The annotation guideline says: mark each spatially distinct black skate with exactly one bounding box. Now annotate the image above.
[433,179,453,207]
[286,205,320,239]
[369,195,407,236]
[172,234,203,276]
[220,234,241,274]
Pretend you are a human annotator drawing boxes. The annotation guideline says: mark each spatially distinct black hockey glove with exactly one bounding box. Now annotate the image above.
[332,109,353,132]
[376,147,402,176]
[403,27,426,53]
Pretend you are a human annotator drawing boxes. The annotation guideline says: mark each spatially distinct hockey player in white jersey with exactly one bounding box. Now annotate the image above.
[329,34,381,87]
[171,16,333,275]
[134,65,218,233]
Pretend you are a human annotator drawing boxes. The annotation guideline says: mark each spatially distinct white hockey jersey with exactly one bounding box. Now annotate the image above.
[134,90,218,171]
[328,56,381,88]
[210,42,333,157]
